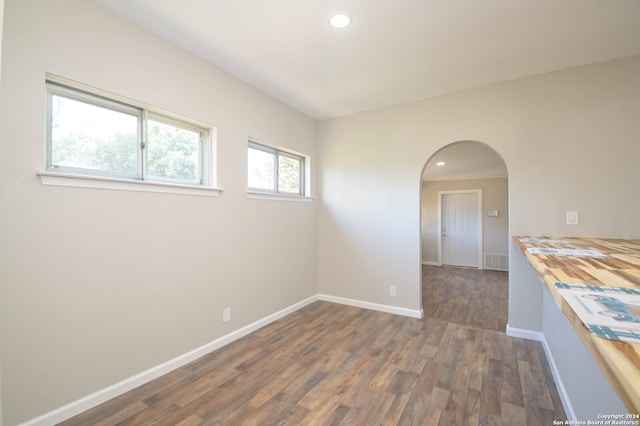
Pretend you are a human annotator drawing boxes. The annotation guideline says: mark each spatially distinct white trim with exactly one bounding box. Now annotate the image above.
[436,189,483,268]
[22,295,318,426]
[318,294,423,319]
[246,191,313,202]
[38,171,223,197]
[46,74,213,130]
[247,138,309,198]
[505,324,543,341]
[506,324,576,421]
[22,294,424,425]
[539,334,577,421]
[421,260,439,266]
[44,74,218,191]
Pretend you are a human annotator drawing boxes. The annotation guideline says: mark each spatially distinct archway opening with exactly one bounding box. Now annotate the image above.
[419,140,509,331]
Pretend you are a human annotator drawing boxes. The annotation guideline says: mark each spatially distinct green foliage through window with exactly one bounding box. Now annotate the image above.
[50,95,139,177]
[248,142,305,195]
[147,119,200,183]
[46,80,209,186]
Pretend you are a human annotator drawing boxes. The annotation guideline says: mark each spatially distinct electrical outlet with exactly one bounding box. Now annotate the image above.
[223,307,231,323]
[567,211,579,225]
[390,285,397,297]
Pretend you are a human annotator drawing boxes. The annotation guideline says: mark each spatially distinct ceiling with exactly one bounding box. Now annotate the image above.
[95,0,640,121]
[422,141,507,182]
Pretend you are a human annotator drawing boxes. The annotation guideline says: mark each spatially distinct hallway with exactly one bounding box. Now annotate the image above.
[422,265,508,331]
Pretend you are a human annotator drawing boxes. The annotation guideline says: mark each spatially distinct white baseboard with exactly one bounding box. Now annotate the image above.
[538,334,577,421]
[421,261,439,266]
[318,294,423,318]
[22,295,319,426]
[506,324,576,421]
[25,306,579,426]
[22,293,424,425]
[505,324,543,341]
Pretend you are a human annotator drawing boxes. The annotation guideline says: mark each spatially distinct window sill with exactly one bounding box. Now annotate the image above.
[38,171,223,197]
[246,190,313,202]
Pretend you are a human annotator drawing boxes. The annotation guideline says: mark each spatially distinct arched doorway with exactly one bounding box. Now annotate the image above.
[419,141,509,330]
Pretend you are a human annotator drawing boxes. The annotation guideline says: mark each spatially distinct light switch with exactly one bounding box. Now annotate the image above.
[567,211,579,225]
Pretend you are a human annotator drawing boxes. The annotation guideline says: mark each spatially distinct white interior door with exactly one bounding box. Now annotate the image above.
[442,192,480,268]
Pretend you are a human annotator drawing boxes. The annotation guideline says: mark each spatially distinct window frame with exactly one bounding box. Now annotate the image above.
[46,83,144,180]
[247,141,306,196]
[44,76,215,191]
[144,112,208,186]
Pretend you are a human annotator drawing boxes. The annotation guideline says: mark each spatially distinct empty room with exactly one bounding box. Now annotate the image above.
[1,0,639,425]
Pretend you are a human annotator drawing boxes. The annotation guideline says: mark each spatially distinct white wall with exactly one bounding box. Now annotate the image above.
[2,0,640,423]
[421,177,508,265]
[541,288,627,419]
[319,53,640,320]
[318,55,640,413]
[0,0,317,424]
[1,1,5,423]
[0,0,4,82]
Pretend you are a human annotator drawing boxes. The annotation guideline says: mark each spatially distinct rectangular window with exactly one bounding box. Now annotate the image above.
[46,80,211,187]
[248,141,305,195]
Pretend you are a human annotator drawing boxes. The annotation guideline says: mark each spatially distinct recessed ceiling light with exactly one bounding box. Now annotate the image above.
[436,161,446,167]
[330,14,351,29]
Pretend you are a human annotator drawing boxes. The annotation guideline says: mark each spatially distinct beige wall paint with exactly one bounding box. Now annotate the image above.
[1,0,5,422]
[318,54,640,416]
[319,53,640,318]
[421,177,508,264]
[0,0,4,82]
[1,2,6,424]
[0,0,317,424]
[2,0,640,422]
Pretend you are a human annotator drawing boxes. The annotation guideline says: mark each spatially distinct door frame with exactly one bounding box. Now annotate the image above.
[437,189,483,268]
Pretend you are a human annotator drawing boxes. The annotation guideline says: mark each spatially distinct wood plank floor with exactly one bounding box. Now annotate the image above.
[60,267,565,425]
[422,265,508,332]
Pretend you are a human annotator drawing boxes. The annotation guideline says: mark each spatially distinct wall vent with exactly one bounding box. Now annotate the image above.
[484,253,508,271]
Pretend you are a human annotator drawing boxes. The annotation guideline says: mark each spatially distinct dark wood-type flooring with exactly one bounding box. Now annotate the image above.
[60,266,565,425]
[422,265,509,332]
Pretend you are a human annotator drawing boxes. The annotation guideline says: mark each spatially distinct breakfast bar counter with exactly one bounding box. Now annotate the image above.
[514,236,640,414]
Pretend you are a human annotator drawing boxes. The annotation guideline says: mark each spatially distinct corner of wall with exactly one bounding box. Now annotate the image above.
[507,241,543,332]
